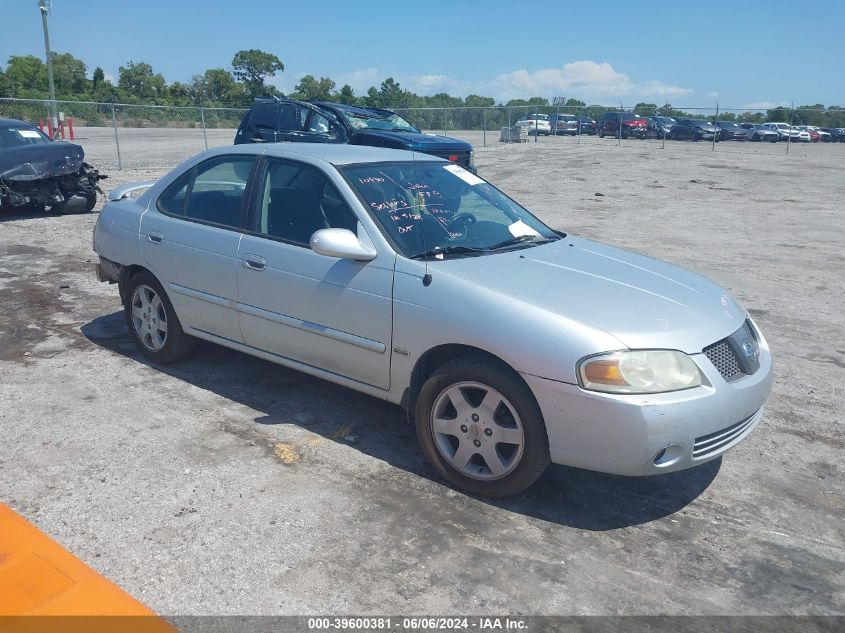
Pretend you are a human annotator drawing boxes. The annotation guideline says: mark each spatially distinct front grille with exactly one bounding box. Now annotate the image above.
[703,340,743,381]
[693,411,759,459]
[703,321,758,381]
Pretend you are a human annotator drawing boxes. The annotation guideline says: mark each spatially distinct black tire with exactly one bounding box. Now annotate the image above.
[598,128,605,138]
[54,189,97,214]
[123,270,196,364]
[414,358,550,497]
[84,190,97,212]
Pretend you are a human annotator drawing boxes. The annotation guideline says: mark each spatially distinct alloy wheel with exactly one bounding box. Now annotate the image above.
[430,381,525,481]
[130,284,168,352]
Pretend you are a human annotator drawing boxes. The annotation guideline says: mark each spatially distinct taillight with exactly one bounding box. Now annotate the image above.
[448,155,459,162]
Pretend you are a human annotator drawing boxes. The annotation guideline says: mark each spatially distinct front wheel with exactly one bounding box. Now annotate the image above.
[124,270,196,363]
[415,359,550,497]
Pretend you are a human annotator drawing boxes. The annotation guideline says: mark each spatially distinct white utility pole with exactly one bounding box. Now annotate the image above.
[38,0,58,132]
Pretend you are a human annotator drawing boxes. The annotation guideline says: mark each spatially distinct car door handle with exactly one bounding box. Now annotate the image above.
[242,254,266,271]
[146,231,163,244]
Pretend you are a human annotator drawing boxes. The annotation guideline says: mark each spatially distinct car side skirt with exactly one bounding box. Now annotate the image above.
[184,326,402,406]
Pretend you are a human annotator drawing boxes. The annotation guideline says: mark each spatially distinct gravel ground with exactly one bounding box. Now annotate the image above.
[0,131,843,616]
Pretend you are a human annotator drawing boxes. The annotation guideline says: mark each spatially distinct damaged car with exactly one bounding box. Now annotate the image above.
[235,97,475,172]
[0,118,106,213]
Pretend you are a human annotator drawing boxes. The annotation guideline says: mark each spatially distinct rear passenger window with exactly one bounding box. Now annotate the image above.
[157,156,255,229]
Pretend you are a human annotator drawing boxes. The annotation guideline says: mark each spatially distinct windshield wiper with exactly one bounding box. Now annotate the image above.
[488,234,558,251]
[410,244,490,260]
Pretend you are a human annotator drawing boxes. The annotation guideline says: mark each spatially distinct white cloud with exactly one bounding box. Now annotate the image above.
[334,68,381,94]
[741,100,789,110]
[267,72,303,95]
[103,72,115,84]
[492,61,692,102]
[276,61,691,103]
[706,91,719,98]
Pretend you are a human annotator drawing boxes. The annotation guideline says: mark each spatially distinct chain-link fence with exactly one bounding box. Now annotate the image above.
[394,103,845,156]
[0,97,247,170]
[2,97,844,172]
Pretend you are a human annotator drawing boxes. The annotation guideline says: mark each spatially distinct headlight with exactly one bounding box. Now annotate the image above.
[578,350,702,394]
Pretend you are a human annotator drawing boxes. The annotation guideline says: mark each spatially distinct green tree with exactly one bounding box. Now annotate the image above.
[465,94,495,108]
[363,77,411,108]
[766,106,791,123]
[50,52,87,95]
[92,66,105,93]
[168,81,189,101]
[190,68,238,103]
[231,49,284,98]
[5,55,46,94]
[118,61,167,100]
[337,84,357,105]
[291,74,336,101]
[634,102,658,115]
[0,68,11,96]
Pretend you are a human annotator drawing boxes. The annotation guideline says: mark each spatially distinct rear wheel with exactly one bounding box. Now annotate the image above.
[415,358,550,497]
[124,270,196,363]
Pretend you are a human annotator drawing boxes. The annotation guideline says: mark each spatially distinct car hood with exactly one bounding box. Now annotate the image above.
[350,129,471,152]
[434,237,746,354]
[0,141,85,182]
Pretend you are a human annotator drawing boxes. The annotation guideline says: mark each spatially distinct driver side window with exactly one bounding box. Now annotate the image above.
[254,159,360,247]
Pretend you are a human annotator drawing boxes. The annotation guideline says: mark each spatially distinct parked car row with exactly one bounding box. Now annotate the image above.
[515,113,598,136]
[599,114,845,143]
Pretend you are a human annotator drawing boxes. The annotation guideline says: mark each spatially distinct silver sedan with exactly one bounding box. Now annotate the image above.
[93,144,773,497]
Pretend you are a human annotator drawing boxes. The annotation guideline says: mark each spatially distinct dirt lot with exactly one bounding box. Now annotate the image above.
[0,132,843,616]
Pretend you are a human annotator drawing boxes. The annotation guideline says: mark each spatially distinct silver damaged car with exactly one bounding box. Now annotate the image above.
[93,144,774,497]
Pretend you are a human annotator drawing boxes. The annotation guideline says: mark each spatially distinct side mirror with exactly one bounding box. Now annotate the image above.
[310,228,377,262]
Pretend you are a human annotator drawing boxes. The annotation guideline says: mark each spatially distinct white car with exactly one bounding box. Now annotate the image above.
[801,126,831,142]
[515,114,551,136]
[764,123,809,142]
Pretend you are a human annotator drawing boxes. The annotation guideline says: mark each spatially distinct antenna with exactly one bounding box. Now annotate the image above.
[413,151,433,286]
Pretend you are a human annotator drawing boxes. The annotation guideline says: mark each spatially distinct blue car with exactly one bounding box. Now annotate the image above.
[235,97,475,171]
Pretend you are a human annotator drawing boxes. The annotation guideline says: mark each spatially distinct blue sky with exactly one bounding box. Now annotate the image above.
[1,0,842,108]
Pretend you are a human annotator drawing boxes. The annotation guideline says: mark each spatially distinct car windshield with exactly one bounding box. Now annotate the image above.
[0,123,52,148]
[339,108,418,133]
[342,161,558,258]
[620,113,640,121]
[719,122,740,129]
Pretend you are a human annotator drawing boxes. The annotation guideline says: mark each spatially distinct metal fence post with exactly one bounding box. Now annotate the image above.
[443,109,447,137]
[618,100,623,147]
[111,103,122,170]
[786,102,794,156]
[482,108,486,147]
[200,105,208,150]
[712,101,718,151]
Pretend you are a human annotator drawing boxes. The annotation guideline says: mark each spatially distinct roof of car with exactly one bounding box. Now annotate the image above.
[311,101,397,119]
[0,118,36,127]
[212,142,445,166]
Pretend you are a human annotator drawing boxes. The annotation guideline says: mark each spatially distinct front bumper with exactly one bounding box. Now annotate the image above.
[521,328,774,477]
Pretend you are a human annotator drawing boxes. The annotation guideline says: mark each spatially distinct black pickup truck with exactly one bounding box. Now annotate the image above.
[235,97,475,171]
